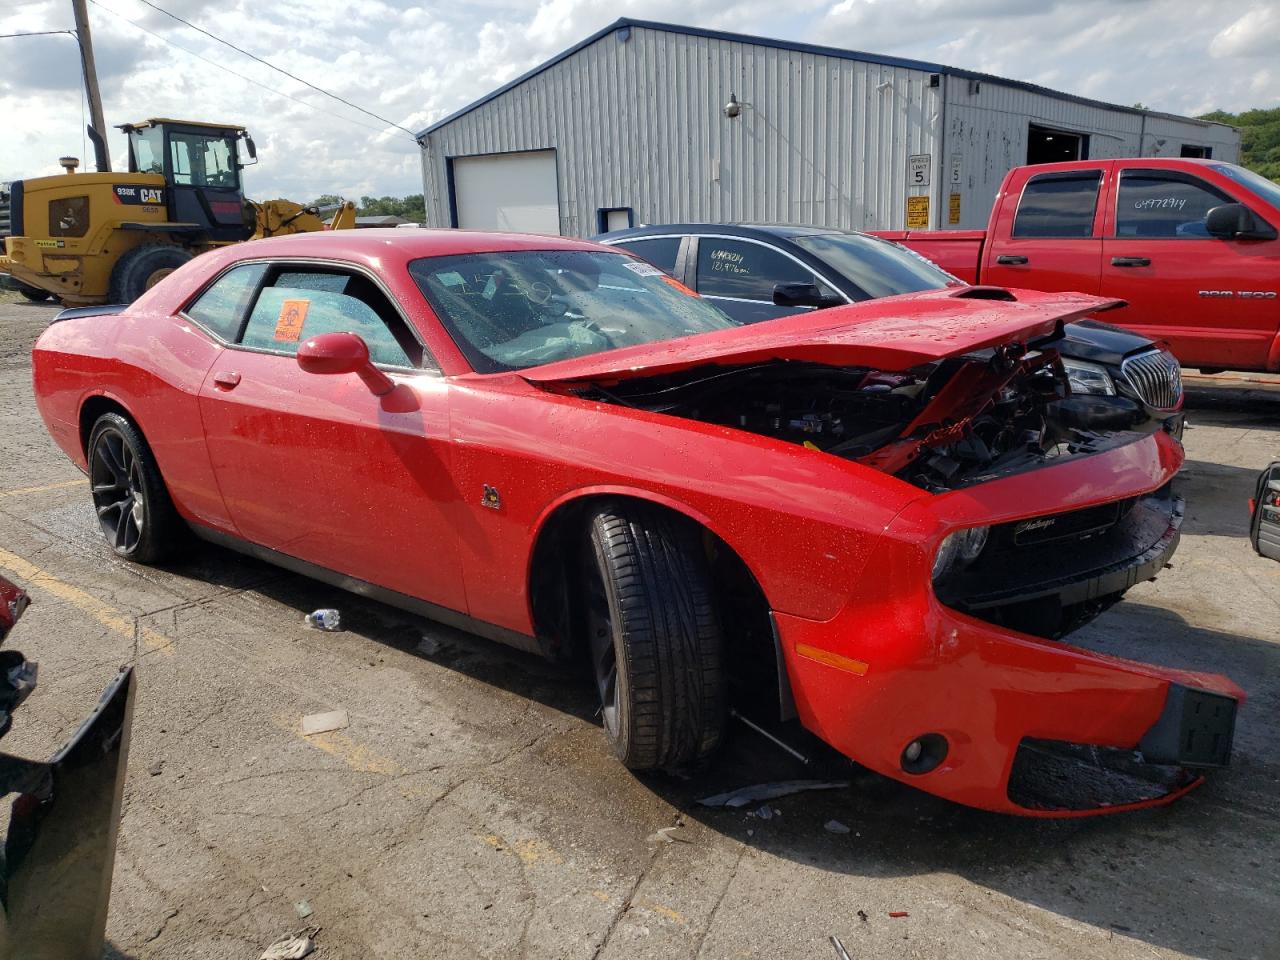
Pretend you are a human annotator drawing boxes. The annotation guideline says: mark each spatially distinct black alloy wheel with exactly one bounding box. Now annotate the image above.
[86,412,181,563]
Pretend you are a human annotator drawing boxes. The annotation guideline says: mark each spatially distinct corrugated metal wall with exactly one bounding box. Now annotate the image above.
[422,24,1241,236]
[422,25,941,234]
[942,82,1241,229]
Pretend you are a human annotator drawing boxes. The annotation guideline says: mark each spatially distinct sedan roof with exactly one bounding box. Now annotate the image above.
[596,223,853,243]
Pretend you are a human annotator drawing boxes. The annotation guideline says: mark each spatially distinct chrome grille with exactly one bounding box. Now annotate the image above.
[1120,348,1183,411]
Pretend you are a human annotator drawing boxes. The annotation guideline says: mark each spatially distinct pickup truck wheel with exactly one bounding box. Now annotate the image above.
[108,245,193,303]
[583,503,725,770]
[87,413,183,563]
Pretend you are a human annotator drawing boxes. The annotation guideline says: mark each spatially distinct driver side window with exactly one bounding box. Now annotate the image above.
[237,267,424,368]
[1115,172,1232,238]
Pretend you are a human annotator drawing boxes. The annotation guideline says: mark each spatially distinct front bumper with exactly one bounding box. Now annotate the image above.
[775,431,1242,816]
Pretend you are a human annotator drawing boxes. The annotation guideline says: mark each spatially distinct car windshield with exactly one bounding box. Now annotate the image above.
[409,250,739,372]
[790,232,959,299]
[1210,163,1280,215]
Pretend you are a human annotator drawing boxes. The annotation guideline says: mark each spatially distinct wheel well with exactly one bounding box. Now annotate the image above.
[528,494,782,718]
[79,396,133,456]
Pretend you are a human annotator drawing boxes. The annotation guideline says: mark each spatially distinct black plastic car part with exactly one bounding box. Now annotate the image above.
[1250,461,1280,561]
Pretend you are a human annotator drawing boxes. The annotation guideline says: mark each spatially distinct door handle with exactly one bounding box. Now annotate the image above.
[1111,256,1151,267]
[212,371,241,389]
[995,255,1029,265]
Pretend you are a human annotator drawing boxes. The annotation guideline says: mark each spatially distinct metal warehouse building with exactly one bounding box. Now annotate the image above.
[417,19,1240,235]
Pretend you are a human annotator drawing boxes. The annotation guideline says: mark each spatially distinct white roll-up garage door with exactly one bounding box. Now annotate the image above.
[451,150,561,235]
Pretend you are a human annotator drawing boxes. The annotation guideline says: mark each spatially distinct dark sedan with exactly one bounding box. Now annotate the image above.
[597,224,1184,430]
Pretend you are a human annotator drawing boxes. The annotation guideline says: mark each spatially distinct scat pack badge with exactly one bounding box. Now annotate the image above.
[481,485,502,510]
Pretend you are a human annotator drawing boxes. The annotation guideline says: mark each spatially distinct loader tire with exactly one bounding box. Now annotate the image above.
[108,245,193,303]
[582,502,725,770]
[16,283,50,302]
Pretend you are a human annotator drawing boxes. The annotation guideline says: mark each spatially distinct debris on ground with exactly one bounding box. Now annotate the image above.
[260,927,318,960]
[295,900,314,919]
[749,804,777,820]
[415,634,441,656]
[303,608,341,631]
[857,910,868,922]
[830,934,852,960]
[697,780,850,809]
[647,825,693,845]
[301,710,349,736]
[728,708,810,764]
[889,911,910,918]
[148,760,164,777]
[824,819,851,834]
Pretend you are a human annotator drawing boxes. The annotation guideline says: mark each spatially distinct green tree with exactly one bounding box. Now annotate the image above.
[1198,108,1280,183]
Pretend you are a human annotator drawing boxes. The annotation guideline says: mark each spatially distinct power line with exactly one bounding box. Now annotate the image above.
[0,30,76,39]
[131,0,419,139]
[87,0,395,138]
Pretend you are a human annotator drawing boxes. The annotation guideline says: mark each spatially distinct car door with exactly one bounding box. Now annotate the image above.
[982,167,1107,293]
[691,236,843,324]
[1102,167,1279,370]
[196,260,467,612]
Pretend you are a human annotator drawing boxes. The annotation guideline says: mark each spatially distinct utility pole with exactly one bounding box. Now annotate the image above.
[71,0,111,171]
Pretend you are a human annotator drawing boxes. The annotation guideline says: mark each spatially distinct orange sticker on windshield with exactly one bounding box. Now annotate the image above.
[274,299,309,342]
[661,275,699,297]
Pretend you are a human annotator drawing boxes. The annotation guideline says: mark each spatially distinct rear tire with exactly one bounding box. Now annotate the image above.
[107,244,193,303]
[87,412,183,563]
[583,502,725,770]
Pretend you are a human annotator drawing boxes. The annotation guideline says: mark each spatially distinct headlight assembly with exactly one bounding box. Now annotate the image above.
[1062,358,1116,396]
[932,526,989,581]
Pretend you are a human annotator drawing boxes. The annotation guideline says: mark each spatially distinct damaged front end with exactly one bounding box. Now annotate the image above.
[0,576,134,958]
[529,289,1241,814]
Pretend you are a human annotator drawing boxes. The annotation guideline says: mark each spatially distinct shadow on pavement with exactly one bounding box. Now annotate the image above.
[158,541,1279,960]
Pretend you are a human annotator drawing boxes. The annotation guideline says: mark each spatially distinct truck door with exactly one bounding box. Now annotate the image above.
[983,167,1107,294]
[1101,167,1280,371]
[166,128,252,243]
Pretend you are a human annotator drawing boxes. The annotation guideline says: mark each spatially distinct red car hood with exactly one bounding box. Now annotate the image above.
[522,287,1123,385]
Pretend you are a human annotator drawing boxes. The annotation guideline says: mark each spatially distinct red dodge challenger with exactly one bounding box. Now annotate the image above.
[31,230,1242,815]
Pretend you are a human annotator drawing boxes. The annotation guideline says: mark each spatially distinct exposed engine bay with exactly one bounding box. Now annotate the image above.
[584,345,1150,493]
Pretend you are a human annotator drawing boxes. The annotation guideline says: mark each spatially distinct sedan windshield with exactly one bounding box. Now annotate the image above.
[409,250,738,372]
[791,232,958,299]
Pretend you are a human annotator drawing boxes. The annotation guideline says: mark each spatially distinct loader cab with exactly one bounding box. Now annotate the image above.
[119,119,256,243]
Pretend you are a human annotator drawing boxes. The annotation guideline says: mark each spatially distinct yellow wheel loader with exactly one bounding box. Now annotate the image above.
[0,119,355,305]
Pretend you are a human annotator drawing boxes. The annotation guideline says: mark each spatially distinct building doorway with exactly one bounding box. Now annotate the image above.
[1027,124,1089,165]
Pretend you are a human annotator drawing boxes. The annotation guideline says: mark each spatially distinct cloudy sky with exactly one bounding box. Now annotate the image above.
[1,0,1275,202]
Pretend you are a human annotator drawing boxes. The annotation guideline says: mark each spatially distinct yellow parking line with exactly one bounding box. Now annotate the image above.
[0,479,83,498]
[0,547,173,656]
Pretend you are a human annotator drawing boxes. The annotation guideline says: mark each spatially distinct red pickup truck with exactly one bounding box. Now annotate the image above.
[880,158,1280,373]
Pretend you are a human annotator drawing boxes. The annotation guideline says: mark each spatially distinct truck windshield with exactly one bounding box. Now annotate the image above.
[790,232,960,300]
[168,132,240,189]
[410,250,738,373]
[1211,163,1280,214]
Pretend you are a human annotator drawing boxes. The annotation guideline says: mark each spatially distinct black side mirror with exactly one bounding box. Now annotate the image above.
[1205,203,1277,241]
[1250,461,1280,561]
[242,135,258,164]
[773,282,843,309]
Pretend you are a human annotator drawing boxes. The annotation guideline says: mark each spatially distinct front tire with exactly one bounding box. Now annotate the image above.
[107,244,193,303]
[583,502,725,770]
[16,283,49,302]
[87,413,182,563]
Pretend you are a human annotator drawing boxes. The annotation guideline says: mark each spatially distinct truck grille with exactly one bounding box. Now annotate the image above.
[1120,348,1182,411]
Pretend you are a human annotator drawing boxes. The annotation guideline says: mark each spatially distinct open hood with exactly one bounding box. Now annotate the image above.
[522,287,1123,386]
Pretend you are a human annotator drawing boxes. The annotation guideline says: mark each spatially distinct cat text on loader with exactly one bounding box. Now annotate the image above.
[0,118,356,305]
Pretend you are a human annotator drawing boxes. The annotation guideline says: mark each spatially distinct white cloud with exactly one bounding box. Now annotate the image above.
[1,0,1274,202]
[1210,6,1279,59]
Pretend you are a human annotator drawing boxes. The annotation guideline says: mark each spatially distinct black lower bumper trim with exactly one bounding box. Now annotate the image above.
[1139,683,1237,768]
